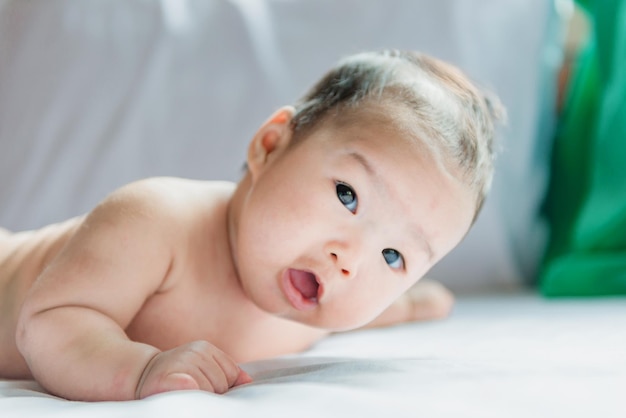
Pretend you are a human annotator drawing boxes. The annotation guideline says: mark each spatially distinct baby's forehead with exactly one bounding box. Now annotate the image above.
[324,99,476,204]
[328,100,438,156]
[323,105,443,173]
[329,99,422,135]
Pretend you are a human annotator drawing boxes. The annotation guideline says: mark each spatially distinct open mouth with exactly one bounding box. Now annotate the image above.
[282,268,321,311]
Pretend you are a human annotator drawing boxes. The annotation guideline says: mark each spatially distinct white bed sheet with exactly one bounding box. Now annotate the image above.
[2,291,624,418]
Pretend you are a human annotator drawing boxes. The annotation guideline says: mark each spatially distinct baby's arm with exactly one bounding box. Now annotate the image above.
[362,279,455,329]
[15,181,248,401]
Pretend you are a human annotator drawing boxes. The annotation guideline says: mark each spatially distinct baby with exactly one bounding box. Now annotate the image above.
[0,50,501,401]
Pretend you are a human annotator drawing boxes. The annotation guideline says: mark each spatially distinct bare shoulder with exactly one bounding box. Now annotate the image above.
[85,177,236,263]
[105,177,228,208]
[98,177,235,226]
[89,177,236,288]
[18,178,235,327]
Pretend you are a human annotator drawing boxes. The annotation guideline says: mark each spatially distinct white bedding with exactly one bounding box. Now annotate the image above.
[2,292,625,417]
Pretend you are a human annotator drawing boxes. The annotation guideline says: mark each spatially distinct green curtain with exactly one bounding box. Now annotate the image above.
[540,0,626,296]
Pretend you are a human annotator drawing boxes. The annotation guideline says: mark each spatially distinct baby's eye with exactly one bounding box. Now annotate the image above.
[382,248,404,270]
[336,182,358,213]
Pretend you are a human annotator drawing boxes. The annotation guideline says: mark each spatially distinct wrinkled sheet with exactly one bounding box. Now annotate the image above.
[2,292,624,418]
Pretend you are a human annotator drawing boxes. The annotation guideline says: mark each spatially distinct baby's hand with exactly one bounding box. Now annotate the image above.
[135,341,252,399]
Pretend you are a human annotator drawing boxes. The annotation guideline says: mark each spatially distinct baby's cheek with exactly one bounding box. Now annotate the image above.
[331,295,389,330]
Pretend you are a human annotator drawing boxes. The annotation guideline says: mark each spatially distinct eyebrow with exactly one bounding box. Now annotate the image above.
[346,151,435,261]
[347,151,376,177]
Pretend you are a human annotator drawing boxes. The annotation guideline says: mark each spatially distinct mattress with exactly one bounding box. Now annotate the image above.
[2,291,624,417]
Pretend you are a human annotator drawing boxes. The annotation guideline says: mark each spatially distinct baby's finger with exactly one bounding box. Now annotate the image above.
[161,372,200,392]
[210,351,249,390]
[195,358,230,394]
[233,369,253,387]
[138,372,199,399]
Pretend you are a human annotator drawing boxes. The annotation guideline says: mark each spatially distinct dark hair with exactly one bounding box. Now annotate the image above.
[290,49,504,216]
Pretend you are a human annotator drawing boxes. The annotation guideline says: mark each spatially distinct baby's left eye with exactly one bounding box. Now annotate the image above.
[382,248,404,270]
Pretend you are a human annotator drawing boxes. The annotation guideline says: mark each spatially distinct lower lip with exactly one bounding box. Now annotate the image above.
[281,269,319,311]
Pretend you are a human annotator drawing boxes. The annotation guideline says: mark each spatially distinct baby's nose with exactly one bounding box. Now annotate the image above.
[329,252,351,278]
[327,241,362,279]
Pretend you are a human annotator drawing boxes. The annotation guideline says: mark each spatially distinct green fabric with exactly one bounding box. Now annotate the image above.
[540,0,626,296]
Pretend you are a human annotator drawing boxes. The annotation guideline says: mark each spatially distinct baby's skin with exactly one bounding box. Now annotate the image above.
[0,104,472,401]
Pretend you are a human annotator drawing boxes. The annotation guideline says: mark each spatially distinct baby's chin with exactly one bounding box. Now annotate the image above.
[281,311,378,332]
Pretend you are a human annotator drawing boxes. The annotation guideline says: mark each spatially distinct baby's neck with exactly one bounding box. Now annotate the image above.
[225,172,253,278]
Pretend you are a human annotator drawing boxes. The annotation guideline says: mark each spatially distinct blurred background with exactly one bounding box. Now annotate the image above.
[2,0,621,295]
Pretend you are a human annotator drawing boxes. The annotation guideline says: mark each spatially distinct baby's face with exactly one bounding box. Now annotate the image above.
[234,106,475,331]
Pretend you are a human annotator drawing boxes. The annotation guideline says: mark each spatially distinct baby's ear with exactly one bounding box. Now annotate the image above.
[247,106,295,180]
